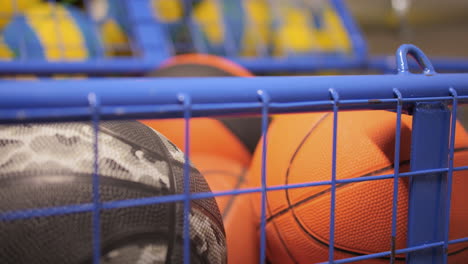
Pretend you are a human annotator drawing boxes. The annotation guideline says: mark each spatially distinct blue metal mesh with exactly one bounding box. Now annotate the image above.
[0,44,468,263]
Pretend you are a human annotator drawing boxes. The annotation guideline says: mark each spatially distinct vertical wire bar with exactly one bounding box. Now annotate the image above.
[258,90,270,264]
[390,88,403,264]
[88,93,101,264]
[179,93,192,264]
[442,88,458,264]
[329,88,339,263]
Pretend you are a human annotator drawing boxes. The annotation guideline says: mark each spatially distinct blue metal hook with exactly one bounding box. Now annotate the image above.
[396,44,436,75]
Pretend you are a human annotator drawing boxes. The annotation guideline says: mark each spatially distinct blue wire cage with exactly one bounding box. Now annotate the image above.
[1,1,468,263]
[0,44,468,264]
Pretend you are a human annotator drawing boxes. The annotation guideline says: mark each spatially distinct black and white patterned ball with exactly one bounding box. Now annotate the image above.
[0,121,227,264]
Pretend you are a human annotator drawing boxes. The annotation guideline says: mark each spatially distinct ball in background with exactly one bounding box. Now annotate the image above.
[142,53,261,264]
[3,2,104,60]
[193,154,259,264]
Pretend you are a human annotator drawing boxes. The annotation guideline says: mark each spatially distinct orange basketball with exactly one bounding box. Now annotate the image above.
[141,54,260,264]
[141,53,259,164]
[193,154,258,264]
[141,117,251,167]
[248,110,468,263]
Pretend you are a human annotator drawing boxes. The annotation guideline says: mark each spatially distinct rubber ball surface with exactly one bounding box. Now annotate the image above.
[0,121,226,264]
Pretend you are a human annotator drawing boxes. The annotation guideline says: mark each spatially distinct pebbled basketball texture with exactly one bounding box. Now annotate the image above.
[0,121,226,264]
[248,110,468,264]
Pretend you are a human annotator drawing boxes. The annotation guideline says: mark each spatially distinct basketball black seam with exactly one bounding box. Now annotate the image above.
[220,167,248,220]
[268,113,331,264]
[196,167,247,219]
[167,158,227,231]
[99,124,171,163]
[268,162,409,222]
[448,245,468,256]
[277,112,468,260]
[283,112,405,260]
[268,147,468,222]
[218,117,270,154]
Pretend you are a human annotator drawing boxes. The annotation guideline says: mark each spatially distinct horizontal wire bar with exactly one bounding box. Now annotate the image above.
[317,241,450,264]
[2,164,468,221]
[0,204,94,221]
[448,237,468,245]
[3,97,468,123]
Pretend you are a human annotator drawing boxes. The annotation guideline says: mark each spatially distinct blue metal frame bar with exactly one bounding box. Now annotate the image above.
[1,73,468,122]
[229,55,365,74]
[0,58,164,76]
[407,102,450,264]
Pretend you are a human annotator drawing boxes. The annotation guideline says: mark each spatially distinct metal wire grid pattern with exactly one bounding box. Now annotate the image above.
[0,44,468,263]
